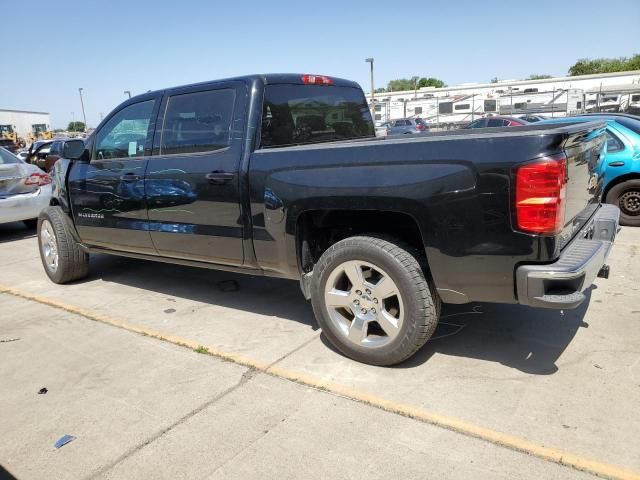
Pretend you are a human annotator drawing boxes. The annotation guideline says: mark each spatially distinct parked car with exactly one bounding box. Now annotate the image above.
[381,118,429,135]
[38,73,617,366]
[26,138,75,172]
[0,146,52,228]
[538,115,640,226]
[574,113,640,135]
[519,114,547,123]
[463,116,529,128]
[15,150,29,161]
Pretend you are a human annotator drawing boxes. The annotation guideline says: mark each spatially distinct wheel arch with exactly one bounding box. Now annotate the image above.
[295,208,435,281]
[603,172,640,202]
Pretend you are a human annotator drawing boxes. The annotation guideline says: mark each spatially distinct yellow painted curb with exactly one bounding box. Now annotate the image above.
[1,284,638,480]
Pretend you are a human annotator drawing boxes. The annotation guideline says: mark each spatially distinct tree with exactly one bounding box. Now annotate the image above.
[568,54,640,76]
[417,77,446,88]
[67,121,86,132]
[490,77,499,83]
[386,77,446,92]
[527,74,552,80]
[374,87,387,93]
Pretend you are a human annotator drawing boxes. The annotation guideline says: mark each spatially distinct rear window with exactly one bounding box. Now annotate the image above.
[260,85,374,148]
[0,147,21,164]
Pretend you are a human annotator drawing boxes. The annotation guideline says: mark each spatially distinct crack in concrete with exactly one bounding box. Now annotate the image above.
[86,368,258,480]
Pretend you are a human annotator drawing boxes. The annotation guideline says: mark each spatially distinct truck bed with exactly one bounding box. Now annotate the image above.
[249,121,607,305]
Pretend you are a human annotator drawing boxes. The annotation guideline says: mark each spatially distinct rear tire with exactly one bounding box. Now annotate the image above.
[310,236,440,366]
[38,207,89,283]
[606,179,640,227]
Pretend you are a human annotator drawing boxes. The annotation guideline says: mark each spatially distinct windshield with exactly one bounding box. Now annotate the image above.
[0,125,14,135]
[261,84,375,148]
[0,147,21,164]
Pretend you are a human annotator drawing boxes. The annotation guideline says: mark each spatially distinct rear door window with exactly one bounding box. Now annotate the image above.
[606,131,624,153]
[487,118,504,127]
[260,84,375,148]
[95,100,155,160]
[161,89,235,155]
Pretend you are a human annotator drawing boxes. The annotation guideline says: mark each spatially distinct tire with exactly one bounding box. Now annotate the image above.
[605,179,640,227]
[310,236,440,366]
[23,218,38,229]
[37,206,89,283]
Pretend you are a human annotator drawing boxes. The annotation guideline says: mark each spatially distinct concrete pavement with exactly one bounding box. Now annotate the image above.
[0,221,639,479]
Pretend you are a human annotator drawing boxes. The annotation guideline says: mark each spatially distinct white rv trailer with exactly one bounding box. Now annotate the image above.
[585,84,640,113]
[369,70,640,125]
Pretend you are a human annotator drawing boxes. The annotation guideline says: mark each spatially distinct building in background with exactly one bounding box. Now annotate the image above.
[0,109,51,141]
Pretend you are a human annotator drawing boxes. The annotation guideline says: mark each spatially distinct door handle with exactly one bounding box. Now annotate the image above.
[119,173,141,182]
[205,171,234,185]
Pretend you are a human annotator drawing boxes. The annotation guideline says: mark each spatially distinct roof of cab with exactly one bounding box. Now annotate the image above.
[129,74,362,101]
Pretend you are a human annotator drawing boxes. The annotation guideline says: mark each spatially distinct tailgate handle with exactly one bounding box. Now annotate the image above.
[205,171,234,184]
[119,173,141,182]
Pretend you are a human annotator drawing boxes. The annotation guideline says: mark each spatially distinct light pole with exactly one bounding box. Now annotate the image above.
[78,88,87,132]
[124,90,131,99]
[412,76,419,100]
[365,57,375,114]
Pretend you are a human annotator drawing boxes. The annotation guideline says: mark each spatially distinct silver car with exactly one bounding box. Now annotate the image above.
[382,118,429,135]
[0,146,52,228]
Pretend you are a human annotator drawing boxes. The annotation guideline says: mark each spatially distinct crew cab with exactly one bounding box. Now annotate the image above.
[37,74,619,365]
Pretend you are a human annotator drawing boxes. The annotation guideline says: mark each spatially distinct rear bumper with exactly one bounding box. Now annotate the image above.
[515,204,619,309]
[0,185,52,224]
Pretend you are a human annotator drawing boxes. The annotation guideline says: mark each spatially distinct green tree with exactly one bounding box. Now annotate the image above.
[374,87,387,93]
[490,77,499,83]
[417,77,446,88]
[387,78,415,91]
[67,121,86,132]
[568,54,640,76]
[527,74,552,80]
[386,77,446,92]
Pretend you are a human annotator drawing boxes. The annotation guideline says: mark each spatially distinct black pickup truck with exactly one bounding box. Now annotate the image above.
[37,73,619,365]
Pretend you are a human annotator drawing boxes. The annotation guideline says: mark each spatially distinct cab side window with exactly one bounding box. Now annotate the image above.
[95,100,155,160]
[161,89,235,155]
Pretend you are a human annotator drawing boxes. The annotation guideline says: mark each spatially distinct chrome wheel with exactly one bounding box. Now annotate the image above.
[324,260,403,348]
[40,220,59,273]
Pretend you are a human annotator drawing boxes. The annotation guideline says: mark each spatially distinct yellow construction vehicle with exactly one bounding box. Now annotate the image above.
[0,124,26,151]
[27,124,54,143]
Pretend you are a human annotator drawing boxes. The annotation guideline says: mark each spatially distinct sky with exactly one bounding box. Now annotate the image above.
[2,0,639,129]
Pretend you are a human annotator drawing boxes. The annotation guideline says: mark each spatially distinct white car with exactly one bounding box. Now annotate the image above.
[0,146,52,228]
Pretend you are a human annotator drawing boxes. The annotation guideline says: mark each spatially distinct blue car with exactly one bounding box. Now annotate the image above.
[537,114,640,226]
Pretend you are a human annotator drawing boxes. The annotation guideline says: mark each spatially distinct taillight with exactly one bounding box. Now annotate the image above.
[301,74,333,85]
[515,154,567,234]
[416,123,426,131]
[24,173,51,187]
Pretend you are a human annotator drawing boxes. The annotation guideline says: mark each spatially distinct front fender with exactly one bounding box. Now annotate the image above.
[50,158,73,215]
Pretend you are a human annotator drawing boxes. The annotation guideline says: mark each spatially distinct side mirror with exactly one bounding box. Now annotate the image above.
[63,139,90,162]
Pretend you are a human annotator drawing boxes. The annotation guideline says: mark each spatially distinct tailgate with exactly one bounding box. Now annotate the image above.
[559,122,607,247]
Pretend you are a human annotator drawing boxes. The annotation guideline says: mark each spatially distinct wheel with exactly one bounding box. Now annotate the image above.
[310,236,440,366]
[23,218,38,229]
[38,207,89,283]
[606,179,640,227]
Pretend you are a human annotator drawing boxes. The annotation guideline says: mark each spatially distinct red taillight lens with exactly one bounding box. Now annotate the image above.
[416,123,426,131]
[515,154,567,234]
[301,74,333,85]
[24,173,52,187]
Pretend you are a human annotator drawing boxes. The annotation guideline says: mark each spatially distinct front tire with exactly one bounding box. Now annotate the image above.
[310,236,440,366]
[38,207,89,283]
[606,179,640,227]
